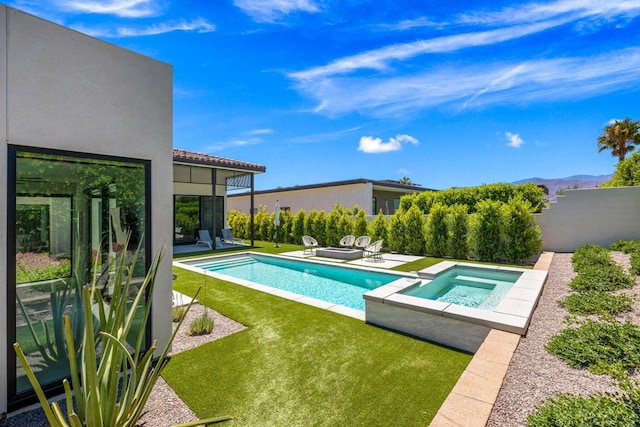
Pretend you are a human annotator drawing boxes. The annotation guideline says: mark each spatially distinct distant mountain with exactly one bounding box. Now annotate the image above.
[513,174,612,200]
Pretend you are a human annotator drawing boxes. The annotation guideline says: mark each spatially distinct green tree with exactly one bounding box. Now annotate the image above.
[601,150,640,187]
[502,197,542,263]
[425,203,448,257]
[387,210,406,253]
[292,209,306,244]
[404,205,426,255]
[369,210,388,243]
[313,211,327,246]
[448,204,469,260]
[338,211,354,239]
[304,210,318,239]
[325,209,342,246]
[597,117,640,162]
[470,200,504,262]
[353,209,369,237]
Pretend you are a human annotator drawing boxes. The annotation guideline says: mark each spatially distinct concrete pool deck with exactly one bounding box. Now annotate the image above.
[429,252,554,427]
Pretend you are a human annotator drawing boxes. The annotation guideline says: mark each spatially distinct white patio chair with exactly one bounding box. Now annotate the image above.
[222,228,244,245]
[354,236,371,250]
[302,235,319,255]
[339,235,356,248]
[364,239,384,262]
[196,230,214,249]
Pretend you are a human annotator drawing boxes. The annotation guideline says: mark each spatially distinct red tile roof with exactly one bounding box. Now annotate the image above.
[173,148,266,173]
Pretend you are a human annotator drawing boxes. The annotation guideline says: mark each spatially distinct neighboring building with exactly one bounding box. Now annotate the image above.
[227,178,434,216]
[1,6,172,413]
[173,149,266,247]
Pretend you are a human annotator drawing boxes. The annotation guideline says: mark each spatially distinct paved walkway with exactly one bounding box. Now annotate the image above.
[281,249,422,268]
[429,252,554,427]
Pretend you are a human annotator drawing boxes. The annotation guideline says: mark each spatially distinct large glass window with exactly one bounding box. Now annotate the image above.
[8,146,150,408]
[174,195,224,244]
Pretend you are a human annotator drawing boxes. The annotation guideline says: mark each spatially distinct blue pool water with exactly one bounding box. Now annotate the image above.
[192,254,408,310]
[402,266,522,310]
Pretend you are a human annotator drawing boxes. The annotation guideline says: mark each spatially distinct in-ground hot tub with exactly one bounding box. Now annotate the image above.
[364,261,547,353]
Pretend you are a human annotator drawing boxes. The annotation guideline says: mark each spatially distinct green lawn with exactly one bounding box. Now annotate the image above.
[165,266,472,426]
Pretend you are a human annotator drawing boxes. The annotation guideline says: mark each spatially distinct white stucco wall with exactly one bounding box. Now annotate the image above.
[536,186,640,252]
[0,6,173,413]
[228,182,373,215]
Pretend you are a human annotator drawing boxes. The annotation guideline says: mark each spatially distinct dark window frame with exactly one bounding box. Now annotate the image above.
[6,145,152,411]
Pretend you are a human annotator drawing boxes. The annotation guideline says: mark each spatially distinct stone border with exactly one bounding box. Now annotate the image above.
[429,252,554,426]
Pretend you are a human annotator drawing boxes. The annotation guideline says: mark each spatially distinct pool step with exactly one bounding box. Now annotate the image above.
[200,257,256,271]
[453,275,514,289]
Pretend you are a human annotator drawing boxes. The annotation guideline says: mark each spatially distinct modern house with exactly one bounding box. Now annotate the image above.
[173,149,265,248]
[0,6,173,414]
[227,178,434,216]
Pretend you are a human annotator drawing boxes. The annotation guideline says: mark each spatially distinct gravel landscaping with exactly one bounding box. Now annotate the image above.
[0,303,245,427]
[488,252,640,426]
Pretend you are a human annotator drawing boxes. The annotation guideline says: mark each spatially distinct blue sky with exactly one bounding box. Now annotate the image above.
[11,0,640,190]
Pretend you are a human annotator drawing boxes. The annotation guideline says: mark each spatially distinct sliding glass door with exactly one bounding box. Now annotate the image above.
[174,195,224,244]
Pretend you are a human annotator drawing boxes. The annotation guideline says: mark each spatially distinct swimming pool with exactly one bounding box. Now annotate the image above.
[400,266,522,310]
[364,261,547,352]
[176,253,416,314]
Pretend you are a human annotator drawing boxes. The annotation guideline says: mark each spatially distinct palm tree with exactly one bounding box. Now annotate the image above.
[399,176,412,184]
[597,117,640,162]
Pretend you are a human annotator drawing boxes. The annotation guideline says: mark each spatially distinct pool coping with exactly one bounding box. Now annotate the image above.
[429,251,554,427]
[173,251,417,321]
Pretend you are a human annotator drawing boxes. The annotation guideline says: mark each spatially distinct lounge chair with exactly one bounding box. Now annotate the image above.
[354,236,371,250]
[339,235,356,248]
[302,235,319,255]
[196,230,214,249]
[364,239,383,262]
[222,228,244,245]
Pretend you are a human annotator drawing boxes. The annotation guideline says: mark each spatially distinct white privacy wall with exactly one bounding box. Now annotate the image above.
[536,186,640,252]
[0,6,173,413]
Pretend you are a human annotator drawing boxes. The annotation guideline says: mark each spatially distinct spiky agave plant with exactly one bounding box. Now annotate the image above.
[14,237,231,426]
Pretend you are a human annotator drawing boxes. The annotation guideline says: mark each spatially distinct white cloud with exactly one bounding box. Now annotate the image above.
[358,134,418,154]
[292,47,640,117]
[58,0,162,18]
[74,18,216,37]
[506,132,525,148]
[206,138,263,152]
[233,0,320,23]
[249,128,274,135]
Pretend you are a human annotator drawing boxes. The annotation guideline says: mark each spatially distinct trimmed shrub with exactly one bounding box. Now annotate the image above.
[338,212,354,240]
[313,211,327,246]
[424,203,448,257]
[325,210,342,247]
[569,265,635,292]
[387,210,406,253]
[353,209,369,238]
[546,317,640,374]
[304,210,318,240]
[527,392,638,427]
[448,204,469,260]
[470,200,504,262]
[631,251,640,275]
[558,291,635,316]
[403,205,426,255]
[610,240,640,254]
[292,209,306,244]
[572,245,613,272]
[369,210,388,244]
[279,209,294,243]
[502,197,542,263]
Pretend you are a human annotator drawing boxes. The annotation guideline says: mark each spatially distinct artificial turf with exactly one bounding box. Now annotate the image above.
[164,265,472,426]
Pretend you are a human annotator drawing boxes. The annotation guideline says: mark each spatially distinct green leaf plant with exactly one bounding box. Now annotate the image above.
[13,236,231,426]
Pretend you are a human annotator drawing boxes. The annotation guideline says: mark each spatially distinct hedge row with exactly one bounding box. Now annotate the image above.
[227,196,542,264]
[399,182,546,215]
